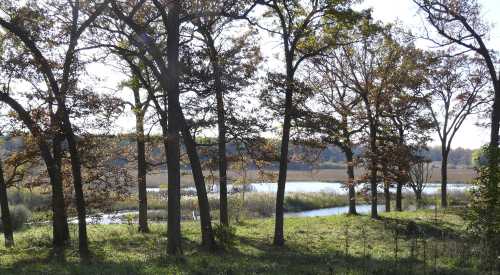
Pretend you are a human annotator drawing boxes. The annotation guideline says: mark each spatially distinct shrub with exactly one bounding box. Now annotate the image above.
[0,204,32,232]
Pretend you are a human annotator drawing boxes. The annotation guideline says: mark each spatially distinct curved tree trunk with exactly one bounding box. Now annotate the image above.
[0,160,14,247]
[179,118,215,250]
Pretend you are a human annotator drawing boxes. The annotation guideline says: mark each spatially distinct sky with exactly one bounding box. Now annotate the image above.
[94,0,500,150]
[357,0,500,149]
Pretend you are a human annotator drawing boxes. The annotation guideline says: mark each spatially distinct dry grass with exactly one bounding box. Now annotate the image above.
[145,167,477,188]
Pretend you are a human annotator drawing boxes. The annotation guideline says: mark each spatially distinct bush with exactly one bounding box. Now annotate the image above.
[213,224,236,249]
[0,204,32,232]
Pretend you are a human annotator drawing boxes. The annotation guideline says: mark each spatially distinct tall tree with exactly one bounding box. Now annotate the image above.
[0,0,110,258]
[414,0,500,264]
[191,15,261,226]
[299,55,365,215]
[256,0,360,245]
[121,75,151,233]
[425,55,488,207]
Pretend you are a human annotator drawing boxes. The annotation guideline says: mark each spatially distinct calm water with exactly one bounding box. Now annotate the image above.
[147,181,472,195]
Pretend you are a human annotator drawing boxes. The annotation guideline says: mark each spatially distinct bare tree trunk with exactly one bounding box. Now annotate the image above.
[0,160,14,247]
[369,122,379,219]
[396,181,403,212]
[166,0,182,255]
[207,35,229,227]
[60,114,88,259]
[416,191,423,209]
[52,134,70,242]
[345,149,357,215]
[384,183,390,212]
[441,145,448,208]
[135,109,149,233]
[274,73,293,246]
[179,120,215,250]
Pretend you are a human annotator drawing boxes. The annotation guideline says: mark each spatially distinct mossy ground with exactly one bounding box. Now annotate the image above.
[0,208,492,274]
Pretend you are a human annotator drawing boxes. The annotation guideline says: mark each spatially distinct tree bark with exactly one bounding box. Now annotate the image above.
[369,122,379,219]
[179,121,215,250]
[396,181,403,212]
[166,0,182,255]
[51,133,70,242]
[274,54,294,246]
[60,114,88,259]
[441,145,448,208]
[0,160,14,247]
[345,149,357,215]
[206,31,229,227]
[135,108,149,233]
[384,183,390,212]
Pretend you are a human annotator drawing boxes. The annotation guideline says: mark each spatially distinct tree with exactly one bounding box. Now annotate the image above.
[409,157,433,208]
[299,55,365,214]
[190,13,261,226]
[256,0,360,246]
[414,0,500,266]
[120,75,151,233]
[0,0,110,258]
[425,54,488,207]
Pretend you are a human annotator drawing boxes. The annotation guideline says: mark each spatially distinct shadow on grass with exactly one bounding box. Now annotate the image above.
[0,215,485,275]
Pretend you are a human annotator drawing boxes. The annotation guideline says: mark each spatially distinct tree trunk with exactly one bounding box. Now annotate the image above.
[179,119,215,250]
[52,134,70,242]
[486,79,500,262]
[274,72,293,246]
[345,149,357,215]
[369,122,379,219]
[208,37,229,227]
[396,181,403,212]
[60,115,88,259]
[416,191,423,209]
[166,0,182,255]
[135,110,149,233]
[0,160,14,247]
[384,183,390,212]
[441,146,448,208]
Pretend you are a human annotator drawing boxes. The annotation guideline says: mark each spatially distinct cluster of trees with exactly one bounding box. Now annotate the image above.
[0,0,497,263]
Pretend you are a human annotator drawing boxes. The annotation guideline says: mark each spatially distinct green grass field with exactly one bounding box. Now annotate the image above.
[0,208,492,274]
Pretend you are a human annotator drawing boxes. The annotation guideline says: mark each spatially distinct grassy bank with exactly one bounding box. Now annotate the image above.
[108,191,469,222]
[0,208,492,274]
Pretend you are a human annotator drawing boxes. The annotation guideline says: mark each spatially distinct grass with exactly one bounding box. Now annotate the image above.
[0,208,494,274]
